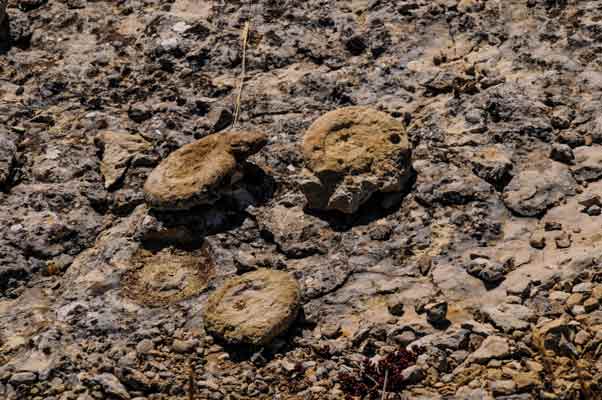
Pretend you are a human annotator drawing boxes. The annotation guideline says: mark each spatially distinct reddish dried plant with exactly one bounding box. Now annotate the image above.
[338,348,417,399]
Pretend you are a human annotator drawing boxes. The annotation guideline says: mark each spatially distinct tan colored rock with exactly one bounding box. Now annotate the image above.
[467,335,511,364]
[144,131,267,210]
[301,107,412,213]
[204,269,301,345]
[95,131,151,189]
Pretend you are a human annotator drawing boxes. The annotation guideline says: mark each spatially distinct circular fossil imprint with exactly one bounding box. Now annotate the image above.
[121,246,214,306]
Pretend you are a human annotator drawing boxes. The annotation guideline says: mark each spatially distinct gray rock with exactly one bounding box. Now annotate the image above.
[415,162,493,206]
[93,373,130,400]
[9,372,36,384]
[490,380,517,396]
[571,146,602,182]
[466,257,508,284]
[468,144,513,186]
[135,339,153,355]
[401,365,425,384]
[255,205,328,258]
[425,301,448,325]
[482,303,534,333]
[550,143,574,164]
[529,231,546,249]
[503,161,576,216]
[94,131,151,189]
[573,282,593,293]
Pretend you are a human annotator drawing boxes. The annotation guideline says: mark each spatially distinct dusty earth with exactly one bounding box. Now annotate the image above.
[2,0,602,399]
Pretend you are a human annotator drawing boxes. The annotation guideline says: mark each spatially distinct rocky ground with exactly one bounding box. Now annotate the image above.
[2,0,602,399]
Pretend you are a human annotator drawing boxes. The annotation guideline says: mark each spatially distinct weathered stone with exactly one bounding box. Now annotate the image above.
[204,269,301,345]
[387,297,405,316]
[583,298,599,313]
[172,339,197,353]
[532,318,575,353]
[490,379,516,396]
[482,304,534,333]
[0,132,16,188]
[144,131,267,210]
[415,162,493,206]
[255,205,328,258]
[573,282,593,293]
[468,144,513,186]
[571,146,602,182]
[466,257,508,284]
[9,372,36,384]
[94,131,151,189]
[550,143,574,164]
[93,373,130,400]
[135,339,153,355]
[301,107,412,213]
[529,231,546,249]
[555,231,571,249]
[467,336,511,364]
[512,371,541,392]
[503,161,576,216]
[425,301,448,325]
[401,365,425,384]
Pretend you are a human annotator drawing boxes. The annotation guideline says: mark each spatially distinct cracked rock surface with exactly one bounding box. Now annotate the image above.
[2,0,602,399]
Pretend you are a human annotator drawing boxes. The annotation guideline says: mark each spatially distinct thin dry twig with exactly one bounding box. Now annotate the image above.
[233,21,250,127]
[381,368,389,400]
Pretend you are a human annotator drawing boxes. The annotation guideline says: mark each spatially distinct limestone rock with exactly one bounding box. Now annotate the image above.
[550,143,574,164]
[144,131,267,210]
[94,131,151,189]
[204,269,301,345]
[467,335,511,364]
[415,162,493,206]
[425,301,448,325]
[255,205,328,258]
[466,257,509,284]
[468,144,513,187]
[94,373,130,400]
[571,145,602,182]
[301,107,412,214]
[482,303,535,332]
[503,161,576,216]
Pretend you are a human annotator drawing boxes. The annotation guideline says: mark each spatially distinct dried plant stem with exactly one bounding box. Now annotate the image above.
[233,21,250,127]
[381,369,389,400]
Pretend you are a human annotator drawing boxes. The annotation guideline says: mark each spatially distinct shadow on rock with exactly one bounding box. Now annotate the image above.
[139,162,275,250]
[304,168,417,232]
